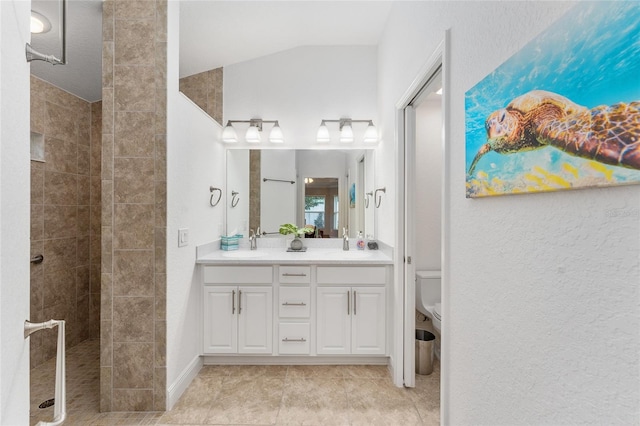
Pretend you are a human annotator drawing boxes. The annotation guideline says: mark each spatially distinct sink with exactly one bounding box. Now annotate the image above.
[221,250,269,258]
[325,251,372,259]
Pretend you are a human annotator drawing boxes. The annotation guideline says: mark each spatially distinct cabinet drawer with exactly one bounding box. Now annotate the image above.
[278,323,310,354]
[317,266,386,285]
[278,266,311,284]
[279,287,310,318]
[203,266,272,284]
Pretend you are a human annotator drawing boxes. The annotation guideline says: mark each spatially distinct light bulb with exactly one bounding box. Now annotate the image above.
[363,121,378,143]
[339,123,354,143]
[316,122,330,143]
[245,125,261,143]
[269,122,284,143]
[30,12,51,34]
[221,122,238,143]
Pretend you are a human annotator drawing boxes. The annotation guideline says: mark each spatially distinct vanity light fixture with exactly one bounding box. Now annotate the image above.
[316,119,378,144]
[220,119,284,144]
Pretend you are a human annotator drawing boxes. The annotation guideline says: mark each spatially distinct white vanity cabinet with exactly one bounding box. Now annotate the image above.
[316,266,387,355]
[203,267,273,354]
[277,266,311,355]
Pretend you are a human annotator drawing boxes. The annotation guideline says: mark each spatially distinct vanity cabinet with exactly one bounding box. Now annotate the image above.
[316,266,387,356]
[203,266,273,354]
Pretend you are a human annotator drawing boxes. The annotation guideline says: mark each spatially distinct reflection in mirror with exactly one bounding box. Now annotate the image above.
[226,150,374,239]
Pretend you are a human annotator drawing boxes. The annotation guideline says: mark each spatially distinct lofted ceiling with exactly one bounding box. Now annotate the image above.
[30,1,394,102]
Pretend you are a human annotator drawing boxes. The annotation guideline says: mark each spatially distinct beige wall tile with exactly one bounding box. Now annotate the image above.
[114,157,154,204]
[101,181,113,227]
[43,267,76,307]
[154,228,166,274]
[45,137,78,175]
[78,175,91,207]
[90,176,102,207]
[44,171,78,205]
[154,135,166,181]
[44,237,77,272]
[102,1,114,41]
[113,203,154,249]
[115,19,155,65]
[100,367,112,412]
[31,163,44,204]
[154,182,166,228]
[78,205,91,236]
[113,250,154,296]
[78,144,91,175]
[101,226,113,273]
[101,273,113,320]
[102,134,114,180]
[103,41,114,88]
[115,0,156,19]
[77,236,91,266]
[31,95,45,134]
[156,0,167,42]
[114,65,155,111]
[155,320,166,367]
[113,342,154,388]
[31,204,44,241]
[113,297,154,342]
[101,321,113,366]
[114,112,155,157]
[44,205,78,239]
[112,389,154,411]
[45,103,77,141]
[153,367,166,411]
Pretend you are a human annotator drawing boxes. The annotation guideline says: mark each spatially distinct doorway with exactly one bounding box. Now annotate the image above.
[394,34,449,422]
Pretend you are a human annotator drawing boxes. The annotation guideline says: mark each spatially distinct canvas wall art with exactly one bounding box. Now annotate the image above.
[465,2,640,198]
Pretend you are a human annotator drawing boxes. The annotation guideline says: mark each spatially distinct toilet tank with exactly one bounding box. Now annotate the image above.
[416,270,441,307]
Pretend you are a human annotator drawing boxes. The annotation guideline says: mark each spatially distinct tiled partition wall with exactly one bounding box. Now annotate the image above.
[101,0,167,411]
[30,76,102,369]
[178,67,223,124]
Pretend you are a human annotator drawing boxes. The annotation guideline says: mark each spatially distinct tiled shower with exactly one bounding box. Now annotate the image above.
[29,75,102,369]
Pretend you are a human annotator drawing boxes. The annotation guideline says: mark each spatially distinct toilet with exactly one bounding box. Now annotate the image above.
[416,270,441,334]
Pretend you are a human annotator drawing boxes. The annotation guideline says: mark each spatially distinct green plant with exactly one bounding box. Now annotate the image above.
[279,223,315,238]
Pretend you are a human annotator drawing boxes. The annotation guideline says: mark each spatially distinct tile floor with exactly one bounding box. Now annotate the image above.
[30,338,440,425]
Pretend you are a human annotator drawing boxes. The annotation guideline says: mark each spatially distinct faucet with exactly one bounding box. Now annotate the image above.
[249,229,258,250]
[343,228,349,251]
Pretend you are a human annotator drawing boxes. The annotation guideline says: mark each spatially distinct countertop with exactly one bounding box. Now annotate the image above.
[196,246,393,266]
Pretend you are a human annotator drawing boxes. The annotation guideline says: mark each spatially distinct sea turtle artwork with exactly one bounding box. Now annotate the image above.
[468,90,640,176]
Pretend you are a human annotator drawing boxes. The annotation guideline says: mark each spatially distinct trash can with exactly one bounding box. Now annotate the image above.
[415,329,435,375]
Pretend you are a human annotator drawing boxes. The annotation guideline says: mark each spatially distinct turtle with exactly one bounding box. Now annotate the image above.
[467,90,640,175]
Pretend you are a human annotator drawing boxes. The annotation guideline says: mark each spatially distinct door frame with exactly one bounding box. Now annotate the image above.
[393,30,450,423]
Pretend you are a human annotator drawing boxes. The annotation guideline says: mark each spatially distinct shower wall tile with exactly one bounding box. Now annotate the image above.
[44,237,77,272]
[101,273,113,321]
[31,162,45,204]
[114,157,154,204]
[113,342,154,388]
[100,367,112,412]
[102,134,114,180]
[103,42,114,88]
[79,176,91,206]
[154,135,166,181]
[78,145,91,175]
[45,136,78,174]
[112,389,154,412]
[101,321,113,367]
[113,297,154,342]
[115,0,156,20]
[113,250,154,297]
[153,367,166,411]
[113,203,154,249]
[101,181,114,226]
[114,112,155,157]
[31,204,44,241]
[43,205,78,239]
[103,0,114,41]
[178,67,224,124]
[78,236,91,266]
[44,171,78,205]
[115,19,155,66]
[78,205,91,236]
[114,65,155,111]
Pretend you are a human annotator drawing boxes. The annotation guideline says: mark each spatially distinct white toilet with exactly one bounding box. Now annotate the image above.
[416,270,442,334]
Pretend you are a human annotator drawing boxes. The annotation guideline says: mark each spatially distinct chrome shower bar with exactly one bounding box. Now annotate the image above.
[26,0,67,65]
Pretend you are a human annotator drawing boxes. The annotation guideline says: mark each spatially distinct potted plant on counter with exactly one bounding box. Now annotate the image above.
[279,223,315,251]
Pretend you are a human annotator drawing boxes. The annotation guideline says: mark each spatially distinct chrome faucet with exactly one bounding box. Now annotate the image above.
[343,228,349,251]
[249,229,258,250]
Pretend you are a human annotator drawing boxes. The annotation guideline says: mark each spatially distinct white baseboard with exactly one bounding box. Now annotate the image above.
[203,355,389,365]
[167,355,203,410]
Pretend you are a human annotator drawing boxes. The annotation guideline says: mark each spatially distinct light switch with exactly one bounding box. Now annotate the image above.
[178,228,189,247]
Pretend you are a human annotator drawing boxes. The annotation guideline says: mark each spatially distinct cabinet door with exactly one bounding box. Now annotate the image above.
[238,286,273,354]
[316,287,351,355]
[351,287,386,355]
[203,286,237,354]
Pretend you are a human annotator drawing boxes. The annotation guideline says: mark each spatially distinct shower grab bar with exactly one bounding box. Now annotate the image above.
[24,320,66,426]
[263,178,295,184]
[26,0,67,65]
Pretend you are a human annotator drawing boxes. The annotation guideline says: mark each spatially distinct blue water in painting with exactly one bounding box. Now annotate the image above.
[465,1,640,194]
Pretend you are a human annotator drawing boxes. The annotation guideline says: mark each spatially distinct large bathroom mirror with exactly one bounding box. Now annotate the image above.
[226,149,375,239]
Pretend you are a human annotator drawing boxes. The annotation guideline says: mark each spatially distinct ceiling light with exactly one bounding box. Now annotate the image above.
[30,11,51,34]
[316,121,330,143]
[222,121,238,143]
[269,121,284,143]
[363,121,378,143]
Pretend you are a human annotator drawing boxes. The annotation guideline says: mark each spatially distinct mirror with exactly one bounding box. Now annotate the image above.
[226,149,375,239]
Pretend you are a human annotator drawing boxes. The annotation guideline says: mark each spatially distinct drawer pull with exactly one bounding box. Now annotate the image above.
[282,337,307,342]
[282,302,307,306]
[282,273,307,277]
[232,290,235,314]
[238,290,242,314]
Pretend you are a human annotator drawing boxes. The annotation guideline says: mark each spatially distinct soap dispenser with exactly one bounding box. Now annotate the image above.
[356,231,365,250]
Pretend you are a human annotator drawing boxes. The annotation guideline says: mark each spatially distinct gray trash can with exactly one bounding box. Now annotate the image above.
[415,329,435,375]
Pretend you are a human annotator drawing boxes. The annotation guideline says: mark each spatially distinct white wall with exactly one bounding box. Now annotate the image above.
[415,99,442,271]
[378,1,639,424]
[0,0,31,423]
[166,1,224,404]
[224,46,378,149]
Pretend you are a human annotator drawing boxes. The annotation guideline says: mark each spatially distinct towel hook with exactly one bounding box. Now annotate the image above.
[209,186,222,207]
[231,191,240,208]
[374,187,386,208]
[364,191,373,209]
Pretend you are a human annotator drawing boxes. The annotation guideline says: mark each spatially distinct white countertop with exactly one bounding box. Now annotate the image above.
[196,247,393,266]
